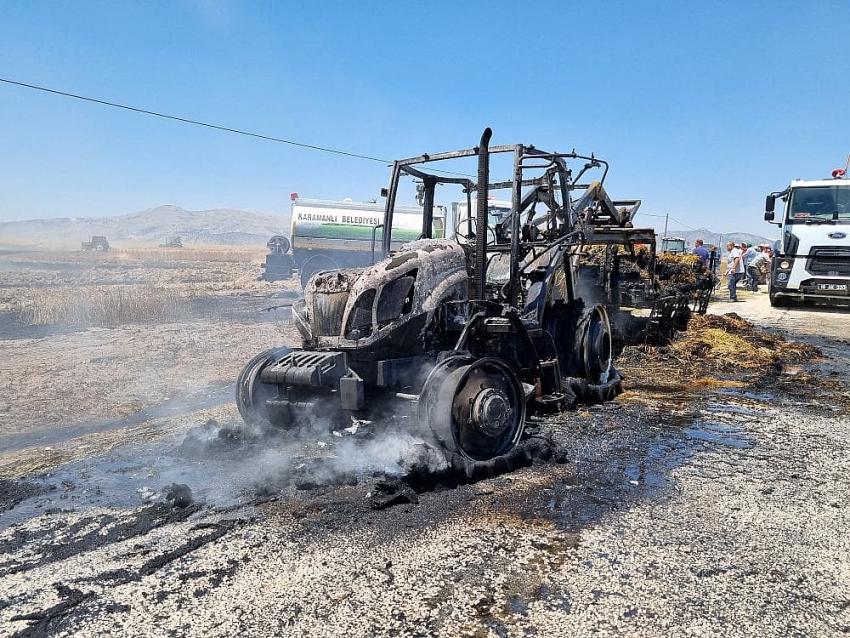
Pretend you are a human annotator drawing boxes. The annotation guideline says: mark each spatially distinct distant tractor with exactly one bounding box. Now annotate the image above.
[81,236,110,251]
[261,235,294,281]
[661,236,686,254]
[160,236,183,248]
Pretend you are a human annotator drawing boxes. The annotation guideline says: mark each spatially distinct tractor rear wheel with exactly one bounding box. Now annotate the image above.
[575,304,613,384]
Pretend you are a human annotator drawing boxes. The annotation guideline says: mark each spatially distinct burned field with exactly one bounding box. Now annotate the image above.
[1,244,848,637]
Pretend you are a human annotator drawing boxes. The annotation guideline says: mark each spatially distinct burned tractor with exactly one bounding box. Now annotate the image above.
[238,129,657,466]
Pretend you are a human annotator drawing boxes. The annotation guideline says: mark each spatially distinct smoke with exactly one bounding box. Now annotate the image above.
[173,415,449,506]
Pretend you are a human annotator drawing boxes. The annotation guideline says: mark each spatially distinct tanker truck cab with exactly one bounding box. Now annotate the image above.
[765,168,850,307]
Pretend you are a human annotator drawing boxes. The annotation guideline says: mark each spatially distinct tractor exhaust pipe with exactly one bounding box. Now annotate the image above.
[474,127,492,299]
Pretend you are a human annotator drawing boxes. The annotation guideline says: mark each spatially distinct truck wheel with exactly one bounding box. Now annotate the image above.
[769,292,791,308]
[300,255,340,289]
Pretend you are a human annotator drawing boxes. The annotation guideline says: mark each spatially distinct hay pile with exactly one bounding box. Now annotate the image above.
[671,313,821,368]
[577,244,613,268]
[577,247,716,309]
[655,253,700,288]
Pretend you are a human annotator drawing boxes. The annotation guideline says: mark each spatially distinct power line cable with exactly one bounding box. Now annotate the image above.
[668,215,697,231]
[636,211,698,230]
[0,76,475,180]
[0,76,396,164]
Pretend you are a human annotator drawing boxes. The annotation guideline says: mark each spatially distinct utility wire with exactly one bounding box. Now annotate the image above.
[1,76,477,178]
[0,76,392,163]
[668,215,697,231]
[636,211,698,230]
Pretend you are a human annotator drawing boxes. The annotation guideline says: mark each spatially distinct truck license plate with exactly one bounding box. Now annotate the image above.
[817,283,848,291]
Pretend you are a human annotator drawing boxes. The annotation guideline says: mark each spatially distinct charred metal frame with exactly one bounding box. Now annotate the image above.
[380,133,652,312]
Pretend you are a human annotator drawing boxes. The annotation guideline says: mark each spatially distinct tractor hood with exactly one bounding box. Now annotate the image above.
[292,239,468,350]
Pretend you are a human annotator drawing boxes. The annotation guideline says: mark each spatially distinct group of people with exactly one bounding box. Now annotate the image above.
[723,241,773,302]
[689,238,773,302]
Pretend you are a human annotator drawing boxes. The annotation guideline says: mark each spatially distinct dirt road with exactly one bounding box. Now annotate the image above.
[1,293,848,637]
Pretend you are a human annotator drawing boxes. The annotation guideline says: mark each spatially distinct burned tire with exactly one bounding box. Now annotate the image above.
[544,301,613,384]
[236,346,291,430]
[299,255,340,289]
[419,356,526,462]
[575,304,613,384]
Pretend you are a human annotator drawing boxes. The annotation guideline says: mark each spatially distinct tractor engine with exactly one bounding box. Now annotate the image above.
[237,240,470,434]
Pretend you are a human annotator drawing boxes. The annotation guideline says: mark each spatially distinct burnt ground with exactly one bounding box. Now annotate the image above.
[0,293,848,637]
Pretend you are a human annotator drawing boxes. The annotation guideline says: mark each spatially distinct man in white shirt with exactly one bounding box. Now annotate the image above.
[726,241,744,301]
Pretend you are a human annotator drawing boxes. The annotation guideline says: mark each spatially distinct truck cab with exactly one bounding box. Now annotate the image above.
[765,168,850,306]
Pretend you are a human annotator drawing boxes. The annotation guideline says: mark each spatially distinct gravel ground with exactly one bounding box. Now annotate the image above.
[0,294,848,637]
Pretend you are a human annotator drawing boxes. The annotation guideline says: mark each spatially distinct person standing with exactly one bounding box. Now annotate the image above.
[741,242,758,290]
[748,248,770,292]
[726,241,744,301]
[693,238,710,264]
[708,244,719,275]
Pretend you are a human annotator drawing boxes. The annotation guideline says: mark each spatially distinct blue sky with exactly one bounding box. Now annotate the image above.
[1,0,848,235]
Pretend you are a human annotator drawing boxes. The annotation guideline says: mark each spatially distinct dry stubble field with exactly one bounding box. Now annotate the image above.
[0,245,299,476]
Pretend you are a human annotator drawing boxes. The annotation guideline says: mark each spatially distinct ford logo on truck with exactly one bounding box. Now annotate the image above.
[828,232,847,239]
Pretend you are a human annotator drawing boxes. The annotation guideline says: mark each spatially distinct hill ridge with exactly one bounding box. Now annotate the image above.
[0,205,291,246]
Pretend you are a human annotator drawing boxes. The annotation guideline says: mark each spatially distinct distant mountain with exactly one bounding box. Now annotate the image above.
[663,226,773,249]
[0,205,290,247]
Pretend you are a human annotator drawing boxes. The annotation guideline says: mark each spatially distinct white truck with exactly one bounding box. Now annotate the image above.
[764,166,850,306]
[286,195,448,285]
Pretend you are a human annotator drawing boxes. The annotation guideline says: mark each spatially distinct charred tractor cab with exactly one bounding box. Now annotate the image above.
[237,129,666,468]
[765,163,850,307]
